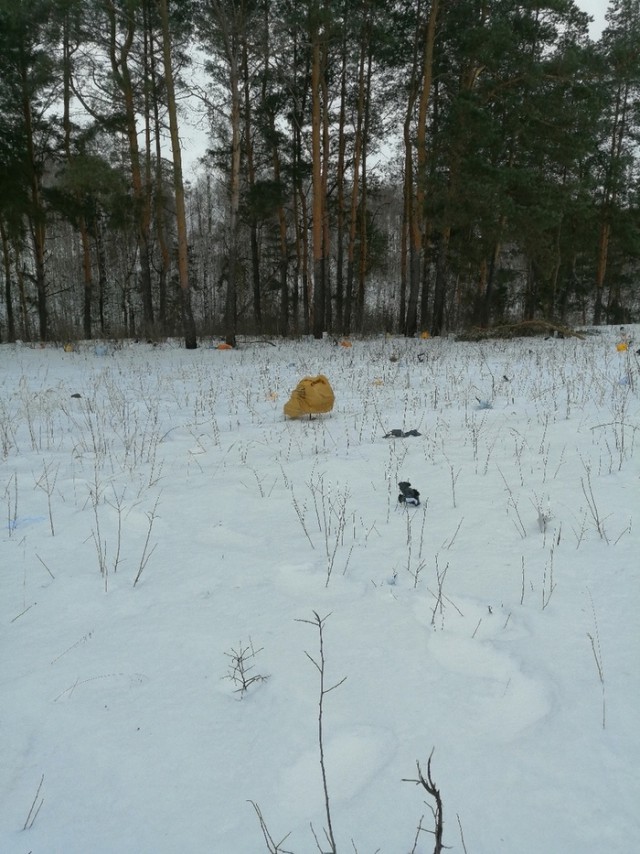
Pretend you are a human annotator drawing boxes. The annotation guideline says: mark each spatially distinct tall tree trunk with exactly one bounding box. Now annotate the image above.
[242,36,262,330]
[594,80,628,325]
[225,49,242,347]
[402,2,421,338]
[321,31,331,332]
[21,63,48,341]
[345,8,368,335]
[290,105,307,334]
[63,7,94,340]
[158,0,197,348]
[335,19,348,332]
[399,156,410,332]
[355,44,373,332]
[311,20,325,339]
[480,217,505,327]
[80,225,92,339]
[405,0,439,337]
[106,0,154,336]
[295,160,310,336]
[258,0,289,334]
[286,28,310,335]
[207,0,243,345]
[142,0,157,333]
[272,144,289,335]
[153,141,170,335]
[149,11,170,334]
[419,220,432,331]
[431,225,450,335]
[94,214,109,335]
[598,0,640,321]
[268,100,290,336]
[17,259,31,341]
[0,220,16,342]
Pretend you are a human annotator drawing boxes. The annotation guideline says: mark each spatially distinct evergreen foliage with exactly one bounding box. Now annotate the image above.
[0,0,638,342]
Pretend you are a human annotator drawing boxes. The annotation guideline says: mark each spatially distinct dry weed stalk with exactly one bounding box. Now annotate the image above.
[23,774,44,831]
[4,471,18,538]
[497,465,527,539]
[249,801,294,853]
[430,556,450,627]
[404,749,445,854]
[225,639,269,697]
[296,611,347,853]
[133,495,161,587]
[587,590,606,729]
[541,543,557,610]
[579,460,609,543]
[34,458,59,536]
[291,487,315,550]
[404,507,428,587]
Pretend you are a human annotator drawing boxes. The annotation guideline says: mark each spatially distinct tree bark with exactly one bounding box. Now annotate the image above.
[335,18,348,332]
[105,0,154,336]
[311,17,325,339]
[0,219,16,342]
[21,61,48,341]
[149,11,170,334]
[355,46,372,332]
[431,225,450,336]
[242,35,262,330]
[158,0,197,348]
[405,0,439,337]
[345,5,368,334]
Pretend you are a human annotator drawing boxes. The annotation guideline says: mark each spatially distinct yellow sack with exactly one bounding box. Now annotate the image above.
[284,374,335,418]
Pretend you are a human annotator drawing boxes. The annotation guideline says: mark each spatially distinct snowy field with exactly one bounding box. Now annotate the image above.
[1,329,639,853]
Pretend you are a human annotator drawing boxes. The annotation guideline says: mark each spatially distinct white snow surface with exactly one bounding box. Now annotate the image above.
[1,330,639,853]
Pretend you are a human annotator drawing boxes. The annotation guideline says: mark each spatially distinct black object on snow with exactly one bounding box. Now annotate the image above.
[384,429,422,438]
[398,481,420,506]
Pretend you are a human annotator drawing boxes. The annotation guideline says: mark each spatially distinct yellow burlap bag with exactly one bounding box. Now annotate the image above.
[283,375,335,418]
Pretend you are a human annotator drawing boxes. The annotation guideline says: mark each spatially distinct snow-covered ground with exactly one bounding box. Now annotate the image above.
[1,329,638,853]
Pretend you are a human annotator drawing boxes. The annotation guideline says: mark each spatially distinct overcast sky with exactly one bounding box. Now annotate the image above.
[577,0,607,37]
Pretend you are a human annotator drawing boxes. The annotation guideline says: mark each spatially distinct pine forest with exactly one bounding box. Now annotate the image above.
[1,0,639,346]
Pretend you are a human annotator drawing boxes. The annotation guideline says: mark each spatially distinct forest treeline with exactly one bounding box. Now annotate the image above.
[1,0,639,346]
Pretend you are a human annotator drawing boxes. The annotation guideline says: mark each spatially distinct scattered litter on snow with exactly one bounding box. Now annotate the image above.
[0,329,638,854]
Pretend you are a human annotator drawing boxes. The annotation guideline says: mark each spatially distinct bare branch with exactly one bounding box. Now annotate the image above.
[403,749,445,854]
[298,611,346,853]
[249,801,294,854]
